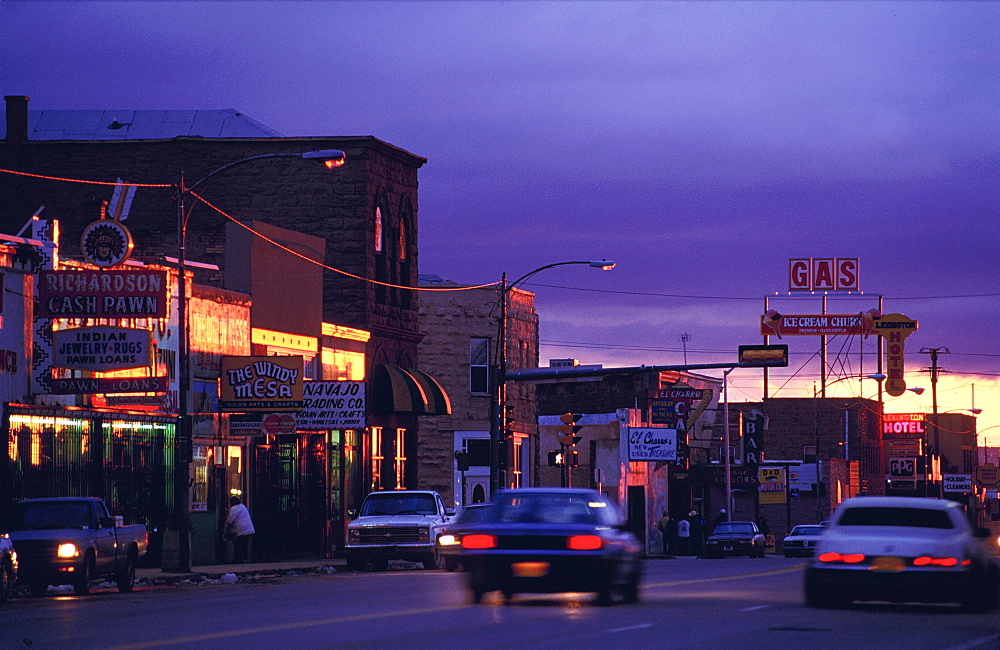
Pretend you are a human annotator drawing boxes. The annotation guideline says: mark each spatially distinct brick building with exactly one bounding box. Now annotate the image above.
[416,276,538,507]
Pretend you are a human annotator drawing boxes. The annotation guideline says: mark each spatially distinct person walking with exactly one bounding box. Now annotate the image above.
[656,512,672,555]
[688,510,705,557]
[676,515,691,556]
[225,496,255,564]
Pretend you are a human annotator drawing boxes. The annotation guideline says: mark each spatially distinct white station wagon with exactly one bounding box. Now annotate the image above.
[804,496,999,611]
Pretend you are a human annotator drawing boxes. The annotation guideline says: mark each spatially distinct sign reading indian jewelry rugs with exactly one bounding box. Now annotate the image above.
[53,326,152,371]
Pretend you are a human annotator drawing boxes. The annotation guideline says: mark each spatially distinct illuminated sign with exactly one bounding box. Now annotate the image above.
[882,413,926,435]
[220,355,304,412]
[297,381,366,429]
[789,258,859,291]
[37,269,168,318]
[651,387,712,430]
[627,427,677,461]
[759,312,880,337]
[942,474,972,493]
[758,467,786,505]
[873,314,918,396]
[80,219,134,268]
[53,326,152,371]
[49,375,168,394]
[738,345,788,367]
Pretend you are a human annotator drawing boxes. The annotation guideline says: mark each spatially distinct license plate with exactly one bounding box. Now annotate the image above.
[871,556,905,572]
[512,562,549,578]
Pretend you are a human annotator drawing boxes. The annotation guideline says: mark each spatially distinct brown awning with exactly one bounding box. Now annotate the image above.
[370,364,452,416]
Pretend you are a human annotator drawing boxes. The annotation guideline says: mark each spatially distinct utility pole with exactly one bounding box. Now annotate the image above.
[919,346,949,498]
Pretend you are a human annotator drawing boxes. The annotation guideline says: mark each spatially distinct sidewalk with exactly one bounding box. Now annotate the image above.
[137,557,345,586]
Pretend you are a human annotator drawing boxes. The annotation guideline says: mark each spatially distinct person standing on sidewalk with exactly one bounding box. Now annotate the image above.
[225,496,255,564]
[656,512,672,555]
[676,515,691,556]
[688,510,706,557]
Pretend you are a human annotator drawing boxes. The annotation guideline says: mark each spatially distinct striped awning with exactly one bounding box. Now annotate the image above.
[370,364,452,416]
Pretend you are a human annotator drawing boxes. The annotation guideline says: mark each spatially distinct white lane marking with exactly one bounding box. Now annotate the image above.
[740,605,769,612]
[608,623,653,634]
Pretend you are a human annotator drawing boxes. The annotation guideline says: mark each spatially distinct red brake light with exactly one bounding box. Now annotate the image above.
[818,552,866,564]
[462,534,497,550]
[567,534,603,551]
[914,556,958,567]
[842,553,865,563]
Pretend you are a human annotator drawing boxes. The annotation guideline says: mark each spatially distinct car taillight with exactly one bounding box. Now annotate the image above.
[817,552,865,563]
[913,556,959,567]
[462,534,497,550]
[567,535,603,551]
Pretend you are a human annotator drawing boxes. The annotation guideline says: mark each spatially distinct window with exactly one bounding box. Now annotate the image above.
[398,220,407,261]
[510,438,523,488]
[395,427,406,488]
[370,427,383,492]
[465,438,490,466]
[470,338,490,394]
[374,207,383,253]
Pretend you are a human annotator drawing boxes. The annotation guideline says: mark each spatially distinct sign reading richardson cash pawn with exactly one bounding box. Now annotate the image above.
[37,270,168,318]
[297,381,366,429]
[220,355,304,412]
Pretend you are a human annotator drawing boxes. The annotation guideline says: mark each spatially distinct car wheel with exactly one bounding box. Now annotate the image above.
[345,555,365,571]
[757,545,765,558]
[372,558,389,572]
[445,557,459,572]
[621,570,640,604]
[74,554,93,596]
[116,550,137,593]
[29,582,48,598]
[0,559,11,603]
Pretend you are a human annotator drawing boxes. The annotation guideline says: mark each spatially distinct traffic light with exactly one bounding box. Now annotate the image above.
[455,450,470,472]
[558,413,583,445]
[548,450,565,466]
[503,404,516,435]
[566,450,579,467]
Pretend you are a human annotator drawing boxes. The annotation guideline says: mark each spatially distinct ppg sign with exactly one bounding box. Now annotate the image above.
[789,258,859,291]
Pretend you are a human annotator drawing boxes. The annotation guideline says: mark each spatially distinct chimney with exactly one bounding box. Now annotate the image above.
[4,95,30,146]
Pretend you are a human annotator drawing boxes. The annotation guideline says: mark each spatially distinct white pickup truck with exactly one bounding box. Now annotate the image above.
[346,490,455,571]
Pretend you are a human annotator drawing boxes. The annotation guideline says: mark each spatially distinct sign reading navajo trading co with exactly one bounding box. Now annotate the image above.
[297,381,366,429]
[53,326,152,371]
[220,355,304,412]
[627,427,677,461]
[37,270,168,318]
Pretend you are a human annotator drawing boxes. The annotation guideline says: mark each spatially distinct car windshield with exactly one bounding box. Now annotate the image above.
[455,505,490,524]
[714,523,754,535]
[360,493,438,516]
[15,502,91,530]
[837,507,953,529]
[790,526,824,536]
[493,493,600,525]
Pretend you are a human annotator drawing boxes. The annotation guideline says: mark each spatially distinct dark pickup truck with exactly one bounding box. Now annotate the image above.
[6,497,148,596]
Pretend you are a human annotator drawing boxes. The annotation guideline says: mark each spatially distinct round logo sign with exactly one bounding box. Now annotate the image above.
[81,219,134,267]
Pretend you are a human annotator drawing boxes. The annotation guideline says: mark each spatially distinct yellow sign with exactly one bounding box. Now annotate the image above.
[873,313,918,397]
[758,467,786,504]
[978,463,998,487]
[220,355,305,412]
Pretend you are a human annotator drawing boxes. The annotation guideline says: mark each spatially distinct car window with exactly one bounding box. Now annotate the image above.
[360,493,437,516]
[714,523,753,535]
[456,505,491,524]
[837,507,953,529]
[790,526,823,536]
[494,493,600,525]
[16,502,92,529]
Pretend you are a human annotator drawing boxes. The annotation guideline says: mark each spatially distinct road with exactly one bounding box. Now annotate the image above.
[2,557,996,649]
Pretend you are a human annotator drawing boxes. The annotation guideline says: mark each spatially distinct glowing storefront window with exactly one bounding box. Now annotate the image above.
[321,348,365,381]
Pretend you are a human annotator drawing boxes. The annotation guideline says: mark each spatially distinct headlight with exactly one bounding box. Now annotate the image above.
[57,543,79,558]
[348,529,360,541]
[438,534,459,547]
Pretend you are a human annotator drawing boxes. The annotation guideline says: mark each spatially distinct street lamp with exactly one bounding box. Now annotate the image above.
[170,149,345,571]
[490,260,615,495]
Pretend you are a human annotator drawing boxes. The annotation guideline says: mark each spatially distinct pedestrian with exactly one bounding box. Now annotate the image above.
[688,510,705,556]
[676,515,691,556]
[656,511,672,555]
[712,508,728,532]
[225,496,255,564]
[756,516,770,536]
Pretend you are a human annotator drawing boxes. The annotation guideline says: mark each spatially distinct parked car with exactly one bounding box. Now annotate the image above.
[783,525,825,558]
[7,497,147,596]
[0,534,18,603]
[458,488,643,605]
[804,496,1000,611]
[436,503,491,571]
[704,521,766,558]
[346,490,455,570]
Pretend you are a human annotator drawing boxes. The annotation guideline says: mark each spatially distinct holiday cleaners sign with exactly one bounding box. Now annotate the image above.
[53,326,152,371]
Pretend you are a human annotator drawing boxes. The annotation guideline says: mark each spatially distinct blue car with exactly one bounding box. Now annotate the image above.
[457,488,643,605]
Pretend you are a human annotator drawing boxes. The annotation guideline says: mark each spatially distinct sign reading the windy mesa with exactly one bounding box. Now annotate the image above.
[220,355,304,412]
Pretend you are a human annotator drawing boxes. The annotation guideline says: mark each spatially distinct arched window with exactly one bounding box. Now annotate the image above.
[374,206,383,253]
[398,219,407,261]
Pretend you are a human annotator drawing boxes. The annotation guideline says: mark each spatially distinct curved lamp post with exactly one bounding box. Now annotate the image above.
[490,260,615,495]
[171,149,345,571]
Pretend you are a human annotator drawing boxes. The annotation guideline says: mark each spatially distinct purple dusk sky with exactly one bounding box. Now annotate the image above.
[3,2,998,441]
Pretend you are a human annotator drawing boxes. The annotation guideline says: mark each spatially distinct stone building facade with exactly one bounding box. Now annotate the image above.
[417,278,538,507]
